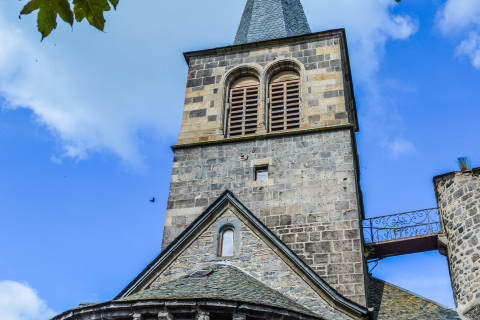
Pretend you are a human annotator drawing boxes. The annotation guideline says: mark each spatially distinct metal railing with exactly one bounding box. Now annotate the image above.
[363,208,441,244]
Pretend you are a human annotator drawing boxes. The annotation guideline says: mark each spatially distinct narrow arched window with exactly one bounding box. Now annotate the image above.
[221,229,234,256]
[228,76,259,137]
[269,70,301,132]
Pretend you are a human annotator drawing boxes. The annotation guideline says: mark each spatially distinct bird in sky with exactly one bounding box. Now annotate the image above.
[150,197,155,203]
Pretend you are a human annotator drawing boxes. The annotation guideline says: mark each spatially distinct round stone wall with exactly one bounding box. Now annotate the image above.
[434,168,480,319]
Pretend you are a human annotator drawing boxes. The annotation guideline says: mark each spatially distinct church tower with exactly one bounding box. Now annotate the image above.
[50,2,467,320]
[163,0,367,307]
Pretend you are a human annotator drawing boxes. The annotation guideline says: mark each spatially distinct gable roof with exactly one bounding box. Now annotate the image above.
[121,263,317,317]
[234,0,311,45]
[115,190,368,319]
[369,277,460,320]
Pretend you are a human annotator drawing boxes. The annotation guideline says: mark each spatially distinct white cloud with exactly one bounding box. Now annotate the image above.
[0,15,141,166]
[305,0,418,156]
[436,0,480,69]
[456,31,480,68]
[0,0,419,165]
[0,3,182,170]
[436,0,480,33]
[0,281,56,320]
[382,138,416,158]
[306,0,418,78]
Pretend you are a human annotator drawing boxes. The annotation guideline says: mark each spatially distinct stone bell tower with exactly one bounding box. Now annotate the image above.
[163,0,368,307]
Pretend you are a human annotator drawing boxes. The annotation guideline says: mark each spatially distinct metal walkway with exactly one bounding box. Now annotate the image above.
[363,208,441,260]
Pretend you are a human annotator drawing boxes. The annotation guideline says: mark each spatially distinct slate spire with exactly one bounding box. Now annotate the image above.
[234,0,311,45]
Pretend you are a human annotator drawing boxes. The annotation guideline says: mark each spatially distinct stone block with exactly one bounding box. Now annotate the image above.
[189,109,207,118]
[305,241,333,253]
[314,253,329,264]
[322,231,344,241]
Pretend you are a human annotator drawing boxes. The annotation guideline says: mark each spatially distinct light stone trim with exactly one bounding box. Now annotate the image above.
[250,157,273,167]
[214,216,242,259]
[178,34,352,145]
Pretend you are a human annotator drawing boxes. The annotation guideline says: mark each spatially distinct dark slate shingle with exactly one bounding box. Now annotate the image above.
[122,264,317,317]
[369,277,461,320]
[234,0,311,45]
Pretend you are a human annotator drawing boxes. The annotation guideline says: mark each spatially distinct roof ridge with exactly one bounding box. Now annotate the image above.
[123,262,318,317]
[370,276,456,311]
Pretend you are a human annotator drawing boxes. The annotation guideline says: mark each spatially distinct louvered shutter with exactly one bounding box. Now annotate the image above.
[270,80,300,132]
[229,85,259,137]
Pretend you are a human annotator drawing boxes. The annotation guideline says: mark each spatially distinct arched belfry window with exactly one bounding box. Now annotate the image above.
[269,70,301,132]
[228,76,260,137]
[221,229,234,256]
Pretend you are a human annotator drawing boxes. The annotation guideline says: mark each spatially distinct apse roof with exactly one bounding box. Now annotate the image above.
[234,0,311,45]
[121,263,317,317]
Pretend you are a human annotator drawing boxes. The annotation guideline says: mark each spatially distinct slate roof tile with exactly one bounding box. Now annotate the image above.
[234,0,311,45]
[369,277,460,320]
[121,264,317,317]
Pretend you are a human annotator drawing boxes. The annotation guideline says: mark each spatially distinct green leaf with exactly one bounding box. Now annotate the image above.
[73,0,111,31]
[37,1,57,40]
[108,0,119,10]
[56,0,74,26]
[20,0,118,38]
[20,0,73,40]
[20,0,41,16]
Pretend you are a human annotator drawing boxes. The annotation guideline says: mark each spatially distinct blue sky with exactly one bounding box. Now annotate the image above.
[1,0,479,318]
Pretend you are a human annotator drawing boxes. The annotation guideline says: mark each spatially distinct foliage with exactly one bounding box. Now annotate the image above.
[19,0,119,40]
[19,0,402,40]
[364,243,375,260]
[457,157,471,172]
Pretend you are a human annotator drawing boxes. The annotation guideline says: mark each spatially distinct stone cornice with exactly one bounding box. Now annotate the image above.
[171,124,356,150]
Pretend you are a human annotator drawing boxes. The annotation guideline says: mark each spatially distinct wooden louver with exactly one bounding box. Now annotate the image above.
[270,80,301,132]
[229,84,259,137]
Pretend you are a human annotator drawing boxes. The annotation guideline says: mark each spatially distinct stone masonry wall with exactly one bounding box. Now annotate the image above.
[179,32,352,145]
[434,168,480,319]
[154,208,353,320]
[163,129,367,306]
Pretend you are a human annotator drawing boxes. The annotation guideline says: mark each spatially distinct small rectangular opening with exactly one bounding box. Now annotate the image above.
[255,165,268,181]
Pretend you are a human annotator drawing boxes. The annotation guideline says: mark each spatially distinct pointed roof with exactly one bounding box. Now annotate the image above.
[234,0,311,45]
[115,191,368,319]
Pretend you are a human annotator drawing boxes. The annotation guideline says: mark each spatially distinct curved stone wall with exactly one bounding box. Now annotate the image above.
[434,168,480,319]
[50,299,322,320]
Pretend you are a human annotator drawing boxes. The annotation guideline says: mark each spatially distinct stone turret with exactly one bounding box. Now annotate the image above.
[434,168,480,319]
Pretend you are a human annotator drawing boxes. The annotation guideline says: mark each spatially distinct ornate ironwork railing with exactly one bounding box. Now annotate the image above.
[363,208,441,244]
